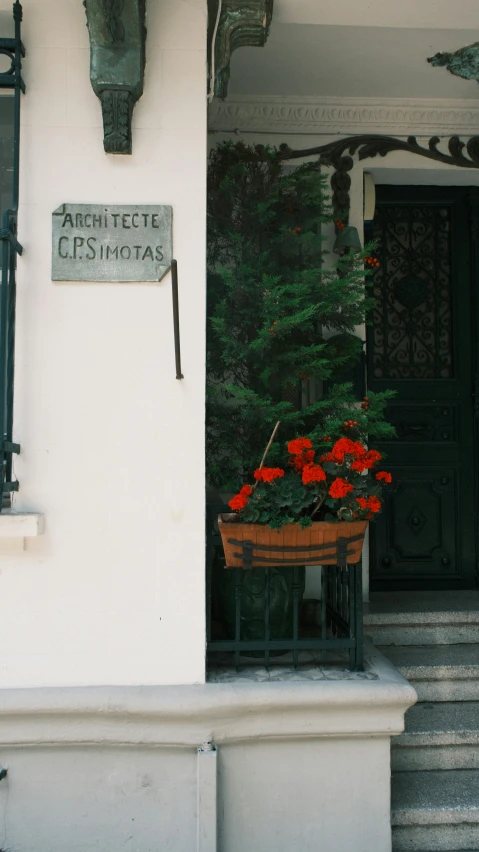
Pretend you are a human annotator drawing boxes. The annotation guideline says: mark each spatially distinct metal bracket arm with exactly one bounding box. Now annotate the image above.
[3,441,20,454]
[0,228,22,255]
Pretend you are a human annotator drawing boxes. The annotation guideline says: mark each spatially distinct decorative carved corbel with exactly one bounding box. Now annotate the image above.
[208,0,274,99]
[428,42,479,84]
[84,0,146,154]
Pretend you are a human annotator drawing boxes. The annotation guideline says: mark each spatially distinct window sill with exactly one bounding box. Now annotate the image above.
[0,511,44,552]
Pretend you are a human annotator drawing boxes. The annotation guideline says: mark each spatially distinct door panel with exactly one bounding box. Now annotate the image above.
[368,186,477,590]
[375,465,457,580]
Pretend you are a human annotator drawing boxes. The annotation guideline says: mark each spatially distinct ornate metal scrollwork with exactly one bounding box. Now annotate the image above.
[274,134,479,220]
[208,0,274,99]
[0,2,25,100]
[277,133,479,168]
[369,201,453,381]
[84,0,146,154]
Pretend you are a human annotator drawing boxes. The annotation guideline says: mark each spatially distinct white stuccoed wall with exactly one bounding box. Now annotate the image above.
[0,739,390,852]
[0,0,208,687]
[0,11,421,850]
[0,648,417,852]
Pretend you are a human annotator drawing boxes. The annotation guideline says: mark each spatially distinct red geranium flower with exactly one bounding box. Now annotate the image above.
[356,495,382,513]
[367,496,382,513]
[290,449,315,471]
[254,467,285,483]
[329,478,354,499]
[229,493,249,511]
[323,437,365,464]
[351,450,382,472]
[376,471,392,483]
[239,484,253,495]
[287,437,313,455]
[302,464,327,485]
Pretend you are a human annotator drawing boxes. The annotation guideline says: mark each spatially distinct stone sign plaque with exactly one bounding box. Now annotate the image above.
[52,204,173,282]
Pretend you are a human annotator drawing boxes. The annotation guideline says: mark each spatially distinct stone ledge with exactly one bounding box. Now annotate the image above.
[0,644,416,747]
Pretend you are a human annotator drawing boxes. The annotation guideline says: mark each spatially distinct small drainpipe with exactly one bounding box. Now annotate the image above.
[197,742,217,852]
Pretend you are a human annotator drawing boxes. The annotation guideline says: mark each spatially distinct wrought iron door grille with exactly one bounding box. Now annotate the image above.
[371,203,453,380]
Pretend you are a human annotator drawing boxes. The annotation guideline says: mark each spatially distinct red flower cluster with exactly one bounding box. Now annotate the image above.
[356,495,382,513]
[321,437,365,464]
[228,433,391,519]
[302,464,326,485]
[320,437,390,486]
[350,450,382,472]
[329,478,354,499]
[254,467,285,483]
[228,483,253,511]
[288,437,317,472]
[229,494,247,511]
[291,449,315,472]
[288,437,313,455]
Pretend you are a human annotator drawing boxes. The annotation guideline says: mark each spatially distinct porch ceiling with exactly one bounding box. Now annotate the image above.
[228,24,479,100]
[274,0,479,30]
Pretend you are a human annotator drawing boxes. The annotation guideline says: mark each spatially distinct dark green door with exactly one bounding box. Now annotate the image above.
[368,186,478,590]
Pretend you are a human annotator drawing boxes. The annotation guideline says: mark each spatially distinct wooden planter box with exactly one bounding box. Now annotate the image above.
[218,514,368,569]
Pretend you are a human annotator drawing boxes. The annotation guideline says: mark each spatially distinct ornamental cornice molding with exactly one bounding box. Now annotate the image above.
[208,95,479,136]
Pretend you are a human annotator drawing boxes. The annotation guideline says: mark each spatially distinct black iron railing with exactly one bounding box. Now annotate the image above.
[0,2,24,507]
[0,210,21,502]
[206,504,364,671]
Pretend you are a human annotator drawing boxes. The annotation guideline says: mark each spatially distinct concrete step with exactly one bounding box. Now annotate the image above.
[392,769,479,851]
[377,644,479,701]
[365,591,479,646]
[392,702,479,771]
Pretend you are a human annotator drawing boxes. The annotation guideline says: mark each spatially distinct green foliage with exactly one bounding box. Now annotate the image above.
[206,141,395,489]
[242,474,321,530]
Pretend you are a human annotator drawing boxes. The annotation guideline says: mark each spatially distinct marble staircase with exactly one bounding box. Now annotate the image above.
[364,591,479,852]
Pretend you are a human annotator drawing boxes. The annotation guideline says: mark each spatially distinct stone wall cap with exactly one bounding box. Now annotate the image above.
[0,645,417,746]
